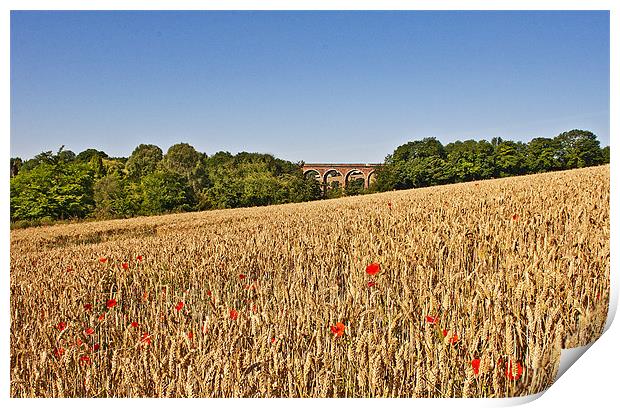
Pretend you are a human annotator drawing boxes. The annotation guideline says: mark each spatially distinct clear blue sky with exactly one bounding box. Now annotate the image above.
[10,11,609,163]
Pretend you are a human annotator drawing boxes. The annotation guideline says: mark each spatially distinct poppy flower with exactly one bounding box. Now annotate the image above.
[92,343,100,352]
[367,281,376,288]
[388,202,392,209]
[141,333,152,346]
[79,355,91,366]
[188,331,194,340]
[505,361,524,380]
[76,338,83,346]
[84,327,95,336]
[98,313,106,321]
[106,299,117,309]
[426,316,438,324]
[136,255,143,262]
[121,262,129,270]
[471,359,481,375]
[53,347,64,359]
[512,214,519,221]
[56,321,67,332]
[142,292,149,302]
[229,309,239,320]
[131,321,139,328]
[330,322,346,337]
[271,337,276,344]
[366,263,380,276]
[175,301,184,311]
[442,330,459,344]
[66,266,74,272]
[84,303,92,311]
[239,274,246,280]
[99,257,107,263]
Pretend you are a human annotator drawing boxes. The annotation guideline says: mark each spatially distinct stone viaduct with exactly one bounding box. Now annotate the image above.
[301,163,382,190]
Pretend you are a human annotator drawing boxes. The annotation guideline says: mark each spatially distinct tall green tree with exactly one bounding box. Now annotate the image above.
[494,140,527,177]
[554,129,604,169]
[125,144,163,180]
[526,137,561,173]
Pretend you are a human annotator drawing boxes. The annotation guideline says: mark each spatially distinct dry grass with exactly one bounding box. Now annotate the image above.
[10,165,609,397]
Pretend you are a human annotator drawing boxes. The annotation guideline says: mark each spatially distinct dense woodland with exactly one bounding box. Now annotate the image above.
[10,129,609,226]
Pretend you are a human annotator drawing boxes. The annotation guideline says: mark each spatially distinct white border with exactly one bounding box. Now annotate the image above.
[2,1,616,407]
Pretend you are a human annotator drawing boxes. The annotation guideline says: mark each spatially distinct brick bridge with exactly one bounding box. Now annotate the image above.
[301,163,382,190]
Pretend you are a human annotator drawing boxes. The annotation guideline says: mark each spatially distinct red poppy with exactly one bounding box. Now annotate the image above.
[141,332,152,346]
[207,290,212,297]
[66,266,74,272]
[122,262,129,270]
[330,322,346,337]
[229,309,239,320]
[366,263,380,276]
[512,214,519,221]
[188,331,194,340]
[175,301,184,311]
[84,327,95,336]
[99,257,107,263]
[367,281,376,288]
[426,316,438,324]
[136,255,143,261]
[472,359,481,375]
[505,361,524,380]
[142,291,149,302]
[98,313,106,321]
[76,338,83,347]
[239,274,246,280]
[79,355,91,366]
[271,337,276,344]
[388,202,392,209]
[442,330,459,344]
[84,303,92,311]
[56,321,67,332]
[131,321,139,328]
[106,299,117,309]
[53,347,64,359]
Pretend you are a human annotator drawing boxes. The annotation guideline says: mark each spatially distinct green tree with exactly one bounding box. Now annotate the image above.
[140,170,195,215]
[494,140,527,177]
[555,129,604,169]
[526,137,561,173]
[93,173,140,218]
[76,148,109,163]
[125,144,163,180]
[602,146,610,163]
[11,161,94,221]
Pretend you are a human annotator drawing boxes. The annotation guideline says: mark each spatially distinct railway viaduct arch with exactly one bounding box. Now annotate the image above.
[301,163,381,191]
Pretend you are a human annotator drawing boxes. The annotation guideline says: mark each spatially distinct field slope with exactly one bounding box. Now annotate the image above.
[10,165,609,397]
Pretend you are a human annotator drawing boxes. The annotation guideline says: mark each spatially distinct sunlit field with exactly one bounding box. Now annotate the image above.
[10,165,609,397]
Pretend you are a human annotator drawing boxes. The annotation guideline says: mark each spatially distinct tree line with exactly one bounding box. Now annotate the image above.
[10,144,321,226]
[10,129,609,226]
[373,129,608,191]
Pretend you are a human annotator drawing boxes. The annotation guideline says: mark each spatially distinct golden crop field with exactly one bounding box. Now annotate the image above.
[10,165,609,398]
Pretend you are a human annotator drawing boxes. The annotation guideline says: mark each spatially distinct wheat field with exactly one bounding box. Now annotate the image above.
[10,165,609,398]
